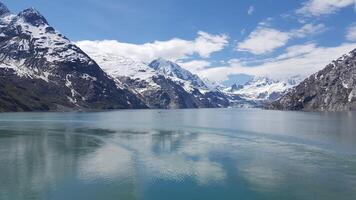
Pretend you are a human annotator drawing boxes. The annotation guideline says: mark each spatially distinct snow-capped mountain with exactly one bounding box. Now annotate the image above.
[149,58,208,92]
[80,53,161,92]
[0,2,146,111]
[74,46,235,108]
[224,76,302,101]
[271,49,356,111]
[146,59,243,108]
[74,52,196,108]
[0,1,317,111]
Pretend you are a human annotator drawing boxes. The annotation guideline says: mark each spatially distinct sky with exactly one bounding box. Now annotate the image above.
[3,0,356,85]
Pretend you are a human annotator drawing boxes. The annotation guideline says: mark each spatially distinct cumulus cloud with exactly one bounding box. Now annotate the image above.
[199,43,356,82]
[296,0,355,16]
[236,23,326,54]
[346,23,356,41]
[177,60,211,73]
[76,31,228,62]
[247,6,255,15]
[236,27,290,55]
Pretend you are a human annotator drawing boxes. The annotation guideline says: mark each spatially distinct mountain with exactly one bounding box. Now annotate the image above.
[0,2,146,111]
[148,58,237,108]
[202,78,227,91]
[0,2,9,16]
[149,58,208,90]
[73,48,235,109]
[224,76,301,101]
[271,48,356,111]
[75,53,203,109]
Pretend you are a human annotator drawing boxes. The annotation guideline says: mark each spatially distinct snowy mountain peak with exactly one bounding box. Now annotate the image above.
[17,8,48,26]
[149,58,181,73]
[246,76,276,86]
[202,77,226,91]
[0,2,9,16]
[149,58,207,89]
[80,52,160,89]
[0,1,147,110]
[225,76,301,101]
[0,7,92,65]
[230,83,243,92]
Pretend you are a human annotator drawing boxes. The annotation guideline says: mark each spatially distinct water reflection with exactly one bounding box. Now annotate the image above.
[107,130,227,185]
[0,129,100,200]
[0,110,356,200]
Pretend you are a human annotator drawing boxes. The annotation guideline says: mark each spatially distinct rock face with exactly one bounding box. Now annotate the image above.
[271,48,356,111]
[0,3,146,111]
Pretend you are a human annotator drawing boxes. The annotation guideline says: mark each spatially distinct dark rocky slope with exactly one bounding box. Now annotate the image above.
[0,3,146,111]
[271,48,356,111]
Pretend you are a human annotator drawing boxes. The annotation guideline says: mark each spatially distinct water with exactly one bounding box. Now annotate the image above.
[0,109,356,200]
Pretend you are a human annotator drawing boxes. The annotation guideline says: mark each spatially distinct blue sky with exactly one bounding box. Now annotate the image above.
[3,0,356,85]
[3,0,300,42]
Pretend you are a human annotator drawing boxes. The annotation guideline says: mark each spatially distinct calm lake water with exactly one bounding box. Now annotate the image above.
[0,109,356,200]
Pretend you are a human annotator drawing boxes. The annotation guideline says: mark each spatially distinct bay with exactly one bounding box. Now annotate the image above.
[0,109,356,200]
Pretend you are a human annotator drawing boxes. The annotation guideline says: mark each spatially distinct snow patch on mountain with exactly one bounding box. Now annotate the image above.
[0,58,51,82]
[271,48,356,111]
[0,7,91,80]
[148,58,209,93]
[225,76,302,101]
[76,50,161,93]
[202,78,226,91]
[0,1,147,111]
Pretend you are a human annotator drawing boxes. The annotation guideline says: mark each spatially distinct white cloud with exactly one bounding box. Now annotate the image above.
[346,23,356,41]
[296,0,355,16]
[193,31,230,57]
[76,31,228,62]
[177,60,211,73]
[236,27,290,55]
[198,66,232,83]
[292,23,326,37]
[257,17,274,27]
[247,6,255,15]
[275,43,317,60]
[236,23,326,55]
[199,43,356,82]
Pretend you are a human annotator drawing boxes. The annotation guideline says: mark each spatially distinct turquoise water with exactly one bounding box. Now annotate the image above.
[0,109,356,200]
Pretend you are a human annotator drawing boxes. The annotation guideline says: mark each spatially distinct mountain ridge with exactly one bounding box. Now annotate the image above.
[0,2,147,111]
[74,47,237,109]
[149,58,208,90]
[224,76,302,101]
[270,48,356,111]
[1,1,355,112]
